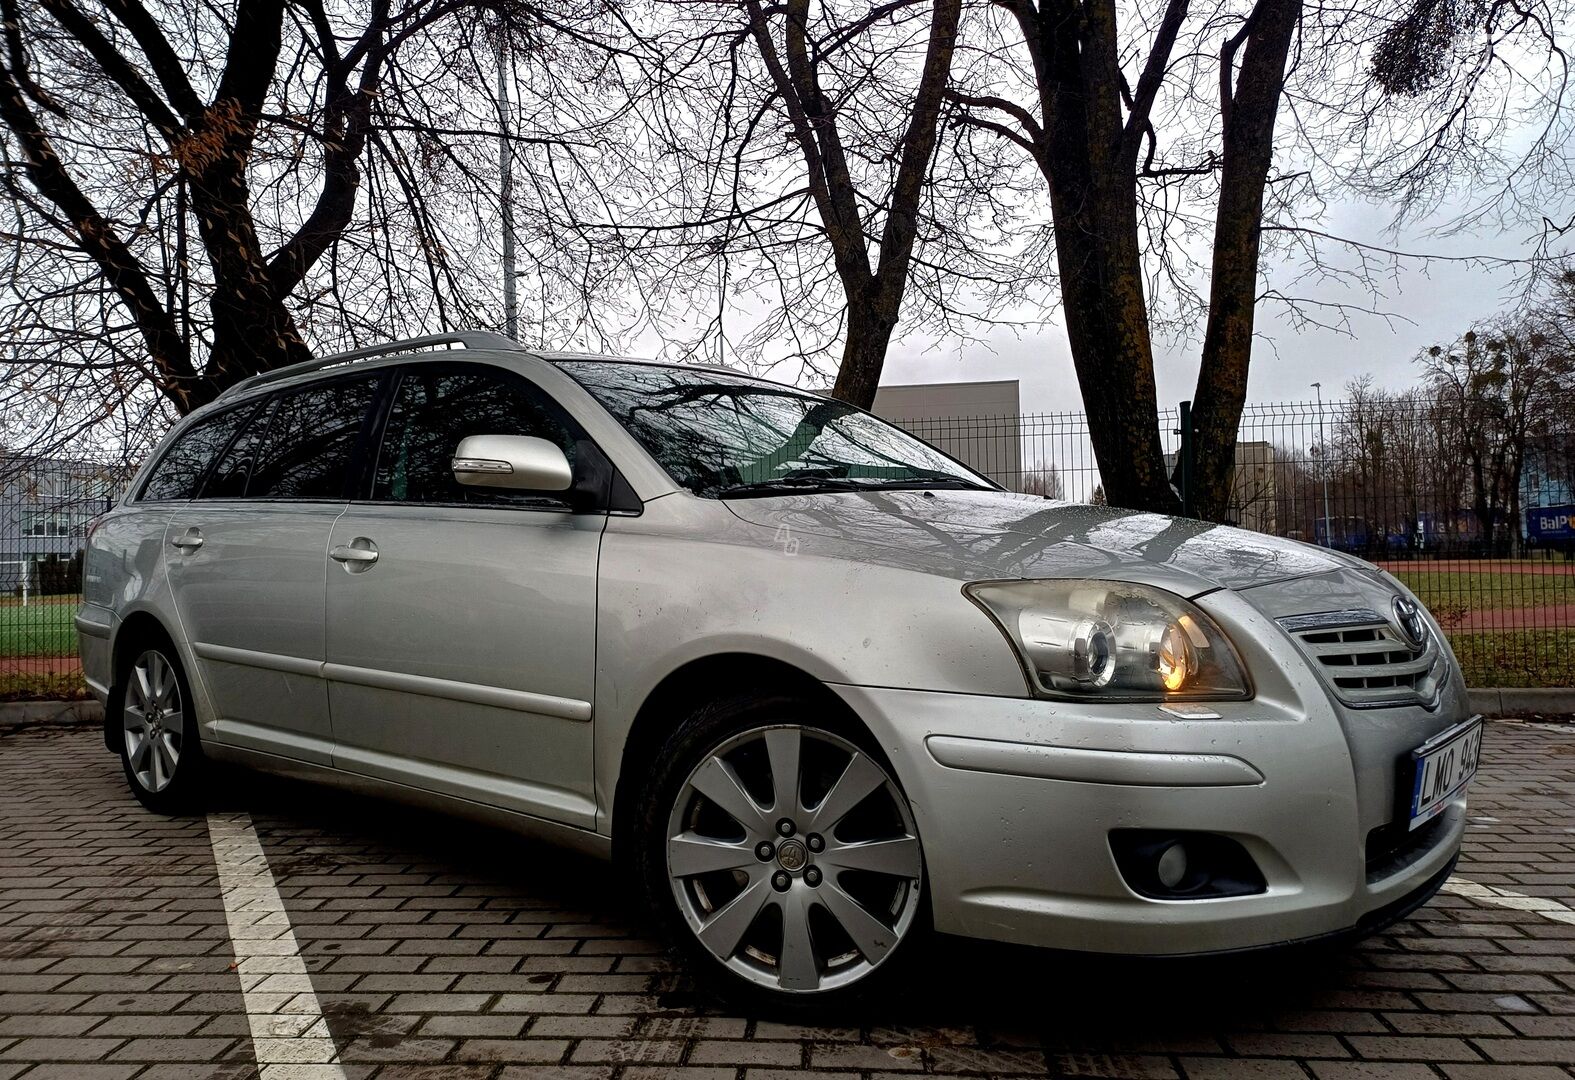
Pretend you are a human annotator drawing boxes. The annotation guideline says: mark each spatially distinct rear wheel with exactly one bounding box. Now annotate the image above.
[117,642,204,813]
[633,695,926,1011]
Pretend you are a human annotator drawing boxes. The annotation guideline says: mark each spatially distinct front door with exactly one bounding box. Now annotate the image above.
[324,362,603,827]
[165,373,382,763]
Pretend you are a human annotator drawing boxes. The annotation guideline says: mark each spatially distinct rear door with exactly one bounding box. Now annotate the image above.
[165,373,384,764]
[323,362,603,826]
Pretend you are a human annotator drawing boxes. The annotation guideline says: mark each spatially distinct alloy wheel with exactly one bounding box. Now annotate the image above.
[665,724,923,994]
[123,649,185,793]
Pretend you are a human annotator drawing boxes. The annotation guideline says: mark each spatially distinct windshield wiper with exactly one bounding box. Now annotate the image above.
[713,473,993,498]
[853,476,994,492]
[713,475,868,498]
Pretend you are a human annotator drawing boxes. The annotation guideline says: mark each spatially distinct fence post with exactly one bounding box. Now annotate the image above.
[1178,399,1194,518]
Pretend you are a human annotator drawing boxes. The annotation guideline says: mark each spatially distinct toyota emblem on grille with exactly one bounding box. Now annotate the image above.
[1393,596,1428,648]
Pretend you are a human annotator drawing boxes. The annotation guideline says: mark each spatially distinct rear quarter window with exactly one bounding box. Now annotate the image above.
[139,404,255,502]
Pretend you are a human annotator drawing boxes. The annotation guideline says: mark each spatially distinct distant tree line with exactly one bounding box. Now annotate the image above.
[1255,270,1575,556]
[3,0,1573,517]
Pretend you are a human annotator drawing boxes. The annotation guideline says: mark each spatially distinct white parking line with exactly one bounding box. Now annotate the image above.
[207,812,348,1079]
[1442,875,1575,926]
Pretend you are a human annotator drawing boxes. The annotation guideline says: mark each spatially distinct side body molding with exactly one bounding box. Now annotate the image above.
[925,735,1266,788]
[191,642,593,722]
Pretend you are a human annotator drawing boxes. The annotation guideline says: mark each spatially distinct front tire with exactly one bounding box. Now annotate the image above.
[116,641,204,813]
[632,694,927,1012]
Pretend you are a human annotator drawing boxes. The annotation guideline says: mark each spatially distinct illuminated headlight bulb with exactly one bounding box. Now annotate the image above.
[1154,621,1196,692]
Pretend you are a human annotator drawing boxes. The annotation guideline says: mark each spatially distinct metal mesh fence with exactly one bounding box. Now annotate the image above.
[2,395,1571,696]
[897,398,1575,689]
[2,459,123,699]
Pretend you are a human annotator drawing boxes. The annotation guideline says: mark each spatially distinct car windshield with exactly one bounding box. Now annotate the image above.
[556,360,995,498]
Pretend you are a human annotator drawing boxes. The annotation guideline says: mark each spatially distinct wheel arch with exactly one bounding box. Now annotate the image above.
[102,609,179,752]
[608,652,870,860]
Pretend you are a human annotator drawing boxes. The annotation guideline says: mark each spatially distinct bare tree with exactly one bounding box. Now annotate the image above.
[1420,320,1574,552]
[744,0,961,406]
[947,0,1574,516]
[1018,462,1064,496]
[1,0,625,461]
[567,0,1049,401]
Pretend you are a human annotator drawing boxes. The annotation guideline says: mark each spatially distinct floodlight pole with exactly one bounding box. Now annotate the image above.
[497,31,518,340]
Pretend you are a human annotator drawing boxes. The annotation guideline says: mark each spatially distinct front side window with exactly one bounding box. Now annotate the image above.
[140,404,254,502]
[557,361,993,498]
[372,364,578,506]
[242,375,380,499]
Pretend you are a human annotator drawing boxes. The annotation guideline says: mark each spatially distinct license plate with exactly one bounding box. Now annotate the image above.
[1408,717,1483,830]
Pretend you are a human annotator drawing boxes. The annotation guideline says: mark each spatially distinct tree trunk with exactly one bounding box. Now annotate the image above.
[1030,0,1177,513]
[1468,446,1490,552]
[748,0,960,414]
[1186,0,1301,522]
[832,301,898,408]
[1,0,374,417]
[1056,252,1176,512]
[179,0,309,406]
[186,163,311,405]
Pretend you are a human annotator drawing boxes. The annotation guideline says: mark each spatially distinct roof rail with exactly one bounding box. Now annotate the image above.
[217,331,520,401]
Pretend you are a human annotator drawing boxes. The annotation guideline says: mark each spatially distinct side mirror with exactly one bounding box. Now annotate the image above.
[451,434,573,492]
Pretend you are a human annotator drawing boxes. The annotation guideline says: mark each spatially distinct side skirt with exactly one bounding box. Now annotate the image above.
[201,741,614,861]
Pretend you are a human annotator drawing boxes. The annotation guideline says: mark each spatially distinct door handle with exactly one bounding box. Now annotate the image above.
[330,539,379,570]
[169,528,203,552]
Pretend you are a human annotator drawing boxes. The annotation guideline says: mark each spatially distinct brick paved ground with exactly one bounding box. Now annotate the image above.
[1,719,1573,1080]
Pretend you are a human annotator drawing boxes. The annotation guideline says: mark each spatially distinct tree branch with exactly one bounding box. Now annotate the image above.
[1121,0,1189,165]
[944,88,1043,144]
[1,0,63,116]
[267,0,389,297]
[101,0,204,120]
[39,0,183,140]
[0,52,195,404]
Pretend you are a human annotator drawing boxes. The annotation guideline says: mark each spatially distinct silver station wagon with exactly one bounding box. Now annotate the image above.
[78,331,1481,1009]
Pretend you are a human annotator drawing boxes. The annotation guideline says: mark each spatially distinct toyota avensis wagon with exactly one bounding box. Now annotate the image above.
[78,331,1481,1009]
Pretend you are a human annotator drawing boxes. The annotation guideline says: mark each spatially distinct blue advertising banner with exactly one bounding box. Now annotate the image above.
[1527,504,1575,542]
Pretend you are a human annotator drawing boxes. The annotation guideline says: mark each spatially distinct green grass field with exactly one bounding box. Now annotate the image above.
[1447,629,1575,688]
[1390,568,1574,615]
[0,597,78,658]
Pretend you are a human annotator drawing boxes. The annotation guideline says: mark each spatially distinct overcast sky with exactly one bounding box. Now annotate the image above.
[874,198,1553,414]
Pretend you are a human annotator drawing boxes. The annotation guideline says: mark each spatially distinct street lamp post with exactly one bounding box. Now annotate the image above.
[1313,382,1332,548]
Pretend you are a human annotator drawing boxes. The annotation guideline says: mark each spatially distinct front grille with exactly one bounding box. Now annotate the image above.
[1279,609,1442,708]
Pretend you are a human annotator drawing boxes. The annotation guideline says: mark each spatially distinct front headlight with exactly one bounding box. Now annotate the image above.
[964,579,1251,702]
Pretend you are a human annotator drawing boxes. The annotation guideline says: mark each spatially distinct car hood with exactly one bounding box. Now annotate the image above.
[722,488,1367,595]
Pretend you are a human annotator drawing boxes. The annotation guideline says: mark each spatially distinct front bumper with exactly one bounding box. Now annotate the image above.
[830,589,1471,956]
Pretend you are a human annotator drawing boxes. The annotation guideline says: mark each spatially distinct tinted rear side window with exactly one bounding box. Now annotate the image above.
[244,376,381,499]
[372,365,577,506]
[140,405,254,502]
[200,398,277,499]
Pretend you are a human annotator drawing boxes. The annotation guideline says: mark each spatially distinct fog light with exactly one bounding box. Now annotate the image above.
[1109,829,1266,900]
[1156,842,1188,889]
